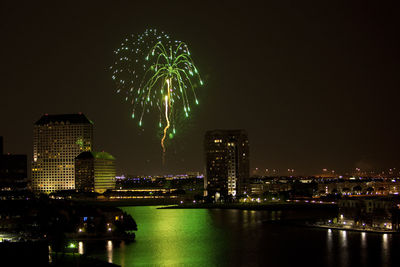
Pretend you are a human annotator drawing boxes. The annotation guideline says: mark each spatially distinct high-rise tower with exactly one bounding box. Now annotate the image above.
[32,113,93,193]
[204,129,249,199]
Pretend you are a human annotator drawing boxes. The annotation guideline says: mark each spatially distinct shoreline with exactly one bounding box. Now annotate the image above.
[72,199,181,207]
[67,235,135,242]
[305,223,399,234]
[262,220,400,234]
[157,202,337,211]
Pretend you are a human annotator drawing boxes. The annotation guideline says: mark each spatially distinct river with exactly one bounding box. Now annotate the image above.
[80,206,399,267]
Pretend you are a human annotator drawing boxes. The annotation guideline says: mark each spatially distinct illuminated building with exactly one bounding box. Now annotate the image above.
[32,113,93,193]
[204,130,249,199]
[75,151,116,193]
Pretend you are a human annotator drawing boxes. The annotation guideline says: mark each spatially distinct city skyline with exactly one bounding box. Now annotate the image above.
[1,1,399,175]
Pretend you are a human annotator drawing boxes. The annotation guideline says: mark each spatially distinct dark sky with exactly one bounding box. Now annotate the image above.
[1,1,399,176]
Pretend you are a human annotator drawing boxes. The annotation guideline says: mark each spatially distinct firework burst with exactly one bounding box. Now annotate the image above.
[111,29,203,162]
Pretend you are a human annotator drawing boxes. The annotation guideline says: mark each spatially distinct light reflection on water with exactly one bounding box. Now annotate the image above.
[80,206,397,267]
[78,241,84,255]
[361,232,367,247]
[382,234,390,267]
[107,240,113,263]
[361,232,367,266]
[339,230,348,267]
[326,229,333,267]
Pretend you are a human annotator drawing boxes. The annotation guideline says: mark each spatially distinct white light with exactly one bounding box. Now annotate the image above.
[107,240,113,263]
[78,242,84,255]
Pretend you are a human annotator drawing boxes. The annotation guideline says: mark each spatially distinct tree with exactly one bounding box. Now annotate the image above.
[353,185,362,194]
[342,187,351,194]
[366,187,374,194]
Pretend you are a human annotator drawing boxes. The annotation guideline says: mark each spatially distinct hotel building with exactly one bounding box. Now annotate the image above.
[32,113,93,193]
[204,129,249,199]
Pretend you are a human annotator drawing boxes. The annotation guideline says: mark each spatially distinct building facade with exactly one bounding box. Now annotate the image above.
[75,151,116,193]
[204,129,249,199]
[32,114,93,193]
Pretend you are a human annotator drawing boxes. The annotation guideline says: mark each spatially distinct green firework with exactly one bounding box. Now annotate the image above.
[111,29,203,156]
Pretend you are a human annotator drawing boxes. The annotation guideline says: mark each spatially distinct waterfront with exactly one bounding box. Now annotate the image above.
[80,206,399,267]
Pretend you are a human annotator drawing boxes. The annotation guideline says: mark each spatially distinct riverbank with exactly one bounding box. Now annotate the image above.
[72,198,180,207]
[261,219,400,234]
[67,234,135,242]
[306,223,400,234]
[158,202,337,211]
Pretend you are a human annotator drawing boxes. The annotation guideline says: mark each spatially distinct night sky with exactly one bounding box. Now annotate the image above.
[1,1,399,176]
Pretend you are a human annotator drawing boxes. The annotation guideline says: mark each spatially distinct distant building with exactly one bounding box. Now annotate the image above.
[32,113,93,193]
[0,155,28,191]
[204,129,249,199]
[0,136,3,155]
[75,151,116,193]
[316,179,400,196]
[338,197,400,231]
[0,137,27,190]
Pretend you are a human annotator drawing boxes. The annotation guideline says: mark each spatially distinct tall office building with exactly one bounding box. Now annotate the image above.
[75,151,116,193]
[204,129,249,199]
[32,114,93,193]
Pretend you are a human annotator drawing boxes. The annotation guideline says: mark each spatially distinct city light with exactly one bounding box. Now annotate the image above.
[0,3,399,267]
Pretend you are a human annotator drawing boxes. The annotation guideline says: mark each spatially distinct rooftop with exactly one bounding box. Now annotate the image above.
[205,129,247,136]
[34,113,93,125]
[76,151,115,161]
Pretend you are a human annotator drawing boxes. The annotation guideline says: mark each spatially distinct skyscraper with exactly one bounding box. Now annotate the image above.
[32,113,93,193]
[204,129,249,200]
[75,151,116,193]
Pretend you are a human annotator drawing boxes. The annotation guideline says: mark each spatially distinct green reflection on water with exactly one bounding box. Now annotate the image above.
[114,206,227,266]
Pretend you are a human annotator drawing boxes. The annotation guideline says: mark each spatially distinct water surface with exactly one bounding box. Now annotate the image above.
[82,206,400,267]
